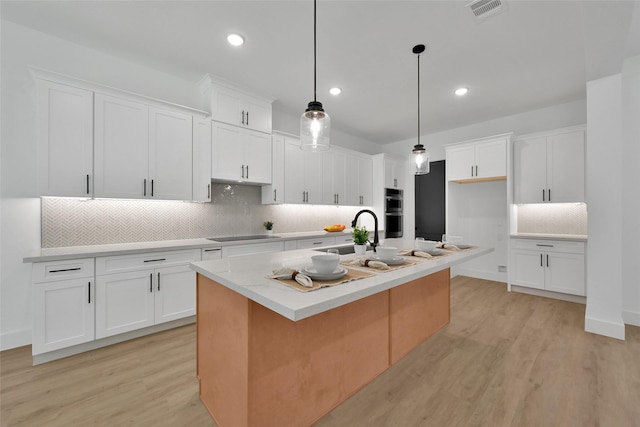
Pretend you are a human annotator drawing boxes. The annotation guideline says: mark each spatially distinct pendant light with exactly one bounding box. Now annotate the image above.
[412,44,430,175]
[300,0,330,151]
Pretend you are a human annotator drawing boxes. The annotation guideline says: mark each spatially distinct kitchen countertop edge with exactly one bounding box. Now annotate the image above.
[510,233,588,242]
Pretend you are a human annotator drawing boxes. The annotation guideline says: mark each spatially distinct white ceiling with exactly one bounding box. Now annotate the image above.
[3,1,639,145]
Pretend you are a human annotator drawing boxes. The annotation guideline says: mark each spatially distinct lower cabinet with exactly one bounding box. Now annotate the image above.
[511,239,585,296]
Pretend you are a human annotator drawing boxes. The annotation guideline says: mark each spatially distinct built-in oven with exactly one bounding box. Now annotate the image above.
[384,188,403,238]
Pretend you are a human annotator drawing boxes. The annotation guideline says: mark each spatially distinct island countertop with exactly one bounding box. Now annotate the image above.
[190,239,493,321]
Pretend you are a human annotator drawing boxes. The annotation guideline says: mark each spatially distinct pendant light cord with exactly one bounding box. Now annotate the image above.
[417,52,420,145]
[314,0,317,103]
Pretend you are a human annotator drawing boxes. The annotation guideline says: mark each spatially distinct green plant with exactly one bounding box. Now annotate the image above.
[263,221,274,231]
[352,226,369,245]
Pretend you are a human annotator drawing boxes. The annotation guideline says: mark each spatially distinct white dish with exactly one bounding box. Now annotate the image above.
[369,256,405,265]
[457,244,472,249]
[302,266,348,281]
[426,249,446,256]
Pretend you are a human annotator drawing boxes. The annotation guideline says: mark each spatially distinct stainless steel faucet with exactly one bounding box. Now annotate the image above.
[351,209,379,252]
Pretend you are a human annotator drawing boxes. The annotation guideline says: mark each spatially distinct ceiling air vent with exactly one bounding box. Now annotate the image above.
[466,0,506,20]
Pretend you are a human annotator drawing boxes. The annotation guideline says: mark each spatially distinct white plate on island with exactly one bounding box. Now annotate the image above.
[302,266,348,281]
[368,256,406,265]
[426,249,447,256]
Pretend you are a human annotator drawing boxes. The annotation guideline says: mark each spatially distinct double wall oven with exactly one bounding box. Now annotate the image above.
[384,188,403,238]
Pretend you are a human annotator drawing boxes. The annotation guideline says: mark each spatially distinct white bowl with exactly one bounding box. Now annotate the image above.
[311,254,339,274]
[376,246,398,261]
[415,240,438,251]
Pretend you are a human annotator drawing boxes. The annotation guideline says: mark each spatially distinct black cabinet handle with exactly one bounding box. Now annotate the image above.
[246,111,249,126]
[157,272,161,291]
[548,189,551,202]
[246,165,249,179]
[86,174,90,194]
[471,166,474,177]
[144,258,166,263]
[207,184,211,199]
[203,248,221,252]
[241,165,245,179]
[273,189,277,202]
[540,253,543,267]
[144,179,147,197]
[475,165,478,176]
[547,254,549,267]
[88,281,91,304]
[151,179,154,197]
[542,189,545,202]
[536,244,554,247]
[241,110,245,125]
[149,273,153,292]
[50,267,81,273]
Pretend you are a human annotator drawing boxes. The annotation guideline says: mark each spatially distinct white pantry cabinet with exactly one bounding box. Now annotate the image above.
[513,129,585,203]
[94,94,193,200]
[211,121,272,184]
[446,137,507,182]
[510,239,585,296]
[322,150,347,205]
[261,133,286,204]
[37,80,94,197]
[32,258,95,355]
[95,249,199,339]
[193,117,212,202]
[284,137,323,204]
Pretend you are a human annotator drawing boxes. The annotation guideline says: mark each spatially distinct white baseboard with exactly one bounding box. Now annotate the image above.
[0,328,31,351]
[511,285,586,304]
[454,266,507,283]
[623,310,640,327]
[585,316,626,340]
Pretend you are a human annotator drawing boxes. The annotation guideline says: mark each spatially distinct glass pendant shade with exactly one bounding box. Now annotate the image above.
[300,101,331,151]
[412,143,430,175]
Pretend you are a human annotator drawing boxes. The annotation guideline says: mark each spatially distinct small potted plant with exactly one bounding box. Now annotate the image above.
[263,221,274,236]
[352,225,369,256]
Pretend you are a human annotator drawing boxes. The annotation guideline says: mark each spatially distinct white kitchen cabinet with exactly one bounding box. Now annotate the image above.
[284,137,323,204]
[32,258,95,355]
[514,129,585,203]
[221,241,285,258]
[322,150,347,205]
[95,249,199,339]
[296,236,336,249]
[261,133,286,204]
[200,76,272,134]
[37,80,94,197]
[193,117,212,202]
[446,137,507,182]
[510,239,585,296]
[346,154,373,206]
[211,121,272,184]
[384,157,406,189]
[201,247,222,260]
[94,94,193,200]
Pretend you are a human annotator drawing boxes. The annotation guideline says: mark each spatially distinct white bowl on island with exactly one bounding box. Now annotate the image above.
[376,246,398,262]
[311,254,340,274]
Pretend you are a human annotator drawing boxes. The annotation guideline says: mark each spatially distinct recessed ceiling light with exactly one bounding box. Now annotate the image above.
[227,33,244,47]
[329,87,342,96]
[454,87,469,96]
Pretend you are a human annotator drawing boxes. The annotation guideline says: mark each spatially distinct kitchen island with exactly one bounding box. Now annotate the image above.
[190,240,492,427]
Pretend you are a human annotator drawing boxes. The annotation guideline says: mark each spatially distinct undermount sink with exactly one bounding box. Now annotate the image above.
[314,245,373,255]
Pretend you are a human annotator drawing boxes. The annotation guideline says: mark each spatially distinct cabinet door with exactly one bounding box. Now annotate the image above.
[545,252,585,296]
[211,121,244,181]
[94,94,149,199]
[244,95,272,134]
[511,249,545,290]
[32,279,94,355]
[446,146,475,181]
[359,156,373,206]
[193,117,212,202]
[513,137,547,203]
[211,84,243,127]
[244,130,272,184]
[149,107,193,200]
[262,134,285,204]
[284,139,306,203]
[547,131,585,203]
[475,139,506,179]
[37,80,94,197]
[154,265,196,324]
[322,151,346,205]
[345,153,361,205]
[95,270,155,338]
[305,151,324,204]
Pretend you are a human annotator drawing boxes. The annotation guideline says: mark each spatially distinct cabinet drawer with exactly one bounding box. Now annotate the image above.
[284,240,298,251]
[96,249,201,275]
[511,239,584,254]
[201,247,222,260]
[222,241,285,258]
[33,258,94,283]
[296,236,336,249]
[333,234,355,245]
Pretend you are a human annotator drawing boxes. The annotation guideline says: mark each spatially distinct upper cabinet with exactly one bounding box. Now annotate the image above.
[262,133,286,204]
[384,157,406,190]
[513,128,585,203]
[345,153,373,206]
[94,94,193,200]
[446,136,509,182]
[211,122,271,184]
[37,80,94,197]
[192,117,212,202]
[199,74,273,134]
[322,150,347,205]
[283,136,323,204]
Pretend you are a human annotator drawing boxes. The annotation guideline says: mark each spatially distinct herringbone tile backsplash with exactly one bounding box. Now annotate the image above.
[42,184,365,248]
[516,203,588,235]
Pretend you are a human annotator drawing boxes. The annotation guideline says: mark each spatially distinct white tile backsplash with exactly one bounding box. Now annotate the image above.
[41,184,367,248]
[516,203,588,235]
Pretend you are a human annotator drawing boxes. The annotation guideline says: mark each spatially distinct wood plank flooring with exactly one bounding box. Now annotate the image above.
[2,276,639,427]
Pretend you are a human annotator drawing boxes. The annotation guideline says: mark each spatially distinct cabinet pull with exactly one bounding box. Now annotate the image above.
[312,241,323,245]
[246,165,249,179]
[540,254,543,267]
[475,165,478,176]
[151,179,154,197]
[149,273,153,292]
[88,281,91,304]
[144,179,147,197]
[207,184,211,199]
[471,166,474,177]
[246,111,249,126]
[542,189,545,202]
[86,174,90,194]
[241,165,245,179]
[204,248,221,252]
[536,244,554,247]
[144,258,166,263]
[548,189,551,202]
[273,189,277,202]
[337,194,339,204]
[49,267,81,273]
[241,110,245,125]
[157,272,161,291]
[546,254,549,267]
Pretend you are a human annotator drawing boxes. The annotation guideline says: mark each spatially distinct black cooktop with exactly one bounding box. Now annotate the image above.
[207,235,281,242]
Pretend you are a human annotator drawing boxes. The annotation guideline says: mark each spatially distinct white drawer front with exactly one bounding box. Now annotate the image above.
[222,241,285,258]
[296,236,336,249]
[512,239,585,254]
[333,235,354,245]
[33,258,94,283]
[96,249,201,275]
[284,240,298,251]
[201,247,222,260]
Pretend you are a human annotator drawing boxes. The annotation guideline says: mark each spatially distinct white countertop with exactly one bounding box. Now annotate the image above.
[190,239,493,322]
[510,233,588,242]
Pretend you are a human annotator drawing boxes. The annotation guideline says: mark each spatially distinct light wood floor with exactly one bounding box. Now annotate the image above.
[2,276,639,427]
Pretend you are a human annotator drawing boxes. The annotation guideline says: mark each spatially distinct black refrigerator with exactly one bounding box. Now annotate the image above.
[414,160,446,241]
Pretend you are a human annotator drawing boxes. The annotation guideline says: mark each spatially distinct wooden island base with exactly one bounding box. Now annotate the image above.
[196,268,450,427]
